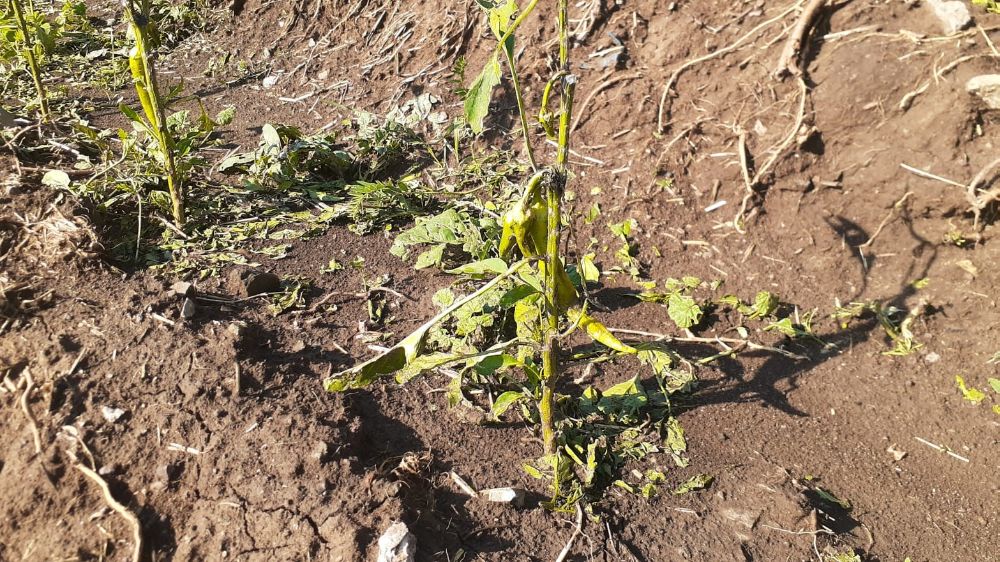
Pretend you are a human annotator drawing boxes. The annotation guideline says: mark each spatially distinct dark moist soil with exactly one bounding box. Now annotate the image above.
[3,1,1000,561]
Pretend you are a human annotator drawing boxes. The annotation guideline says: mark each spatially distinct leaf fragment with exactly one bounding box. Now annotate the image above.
[673,474,713,495]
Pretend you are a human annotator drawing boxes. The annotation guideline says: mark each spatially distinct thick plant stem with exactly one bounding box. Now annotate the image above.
[9,0,50,122]
[127,4,185,226]
[141,40,185,226]
[539,0,575,457]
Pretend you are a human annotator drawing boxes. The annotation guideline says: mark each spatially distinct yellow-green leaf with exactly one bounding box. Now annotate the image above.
[673,474,713,495]
[955,375,986,405]
[464,54,502,134]
[569,308,636,354]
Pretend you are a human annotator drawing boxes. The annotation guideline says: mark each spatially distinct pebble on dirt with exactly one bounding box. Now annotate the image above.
[376,521,416,562]
[100,405,126,423]
[478,487,525,507]
[924,0,972,34]
[181,297,197,319]
[966,75,1000,110]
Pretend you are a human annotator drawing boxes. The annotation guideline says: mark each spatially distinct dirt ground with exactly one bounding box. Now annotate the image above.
[2,0,999,561]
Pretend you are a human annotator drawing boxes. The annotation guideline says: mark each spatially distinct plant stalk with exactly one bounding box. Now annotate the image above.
[539,0,575,457]
[127,2,185,226]
[9,0,50,122]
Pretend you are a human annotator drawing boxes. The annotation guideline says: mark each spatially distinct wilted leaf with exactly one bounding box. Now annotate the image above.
[987,377,1000,394]
[747,291,778,319]
[464,55,502,134]
[955,375,986,405]
[667,293,702,329]
[446,257,509,277]
[673,474,713,495]
[325,259,528,391]
[41,170,71,189]
[580,253,600,283]
[570,308,636,354]
[814,487,851,510]
[415,244,446,269]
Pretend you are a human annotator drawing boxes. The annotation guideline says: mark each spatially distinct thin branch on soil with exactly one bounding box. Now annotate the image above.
[554,503,584,562]
[858,191,913,257]
[71,460,144,562]
[899,53,1000,110]
[734,77,809,232]
[774,0,830,79]
[734,129,755,234]
[899,163,965,189]
[607,328,808,360]
[761,523,833,536]
[966,157,1000,232]
[978,25,999,57]
[65,348,87,377]
[19,368,42,455]
[657,0,803,132]
[571,71,643,133]
[914,436,970,463]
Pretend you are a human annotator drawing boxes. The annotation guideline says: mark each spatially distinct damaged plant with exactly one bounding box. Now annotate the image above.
[324,0,696,509]
[123,0,185,226]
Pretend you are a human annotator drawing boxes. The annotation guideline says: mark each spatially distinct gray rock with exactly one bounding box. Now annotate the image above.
[377,521,415,562]
[171,281,194,297]
[181,297,197,319]
[925,0,972,34]
[967,74,1000,109]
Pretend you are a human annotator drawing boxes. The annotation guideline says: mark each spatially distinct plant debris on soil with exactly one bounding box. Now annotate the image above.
[2,0,1000,561]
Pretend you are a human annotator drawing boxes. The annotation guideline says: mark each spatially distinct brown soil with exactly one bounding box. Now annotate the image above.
[3,1,1000,561]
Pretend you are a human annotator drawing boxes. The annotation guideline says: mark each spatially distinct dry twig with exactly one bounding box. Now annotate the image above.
[19,368,42,454]
[572,71,643,133]
[657,0,803,132]
[73,463,144,562]
[774,0,830,79]
[554,503,585,562]
[967,157,1000,231]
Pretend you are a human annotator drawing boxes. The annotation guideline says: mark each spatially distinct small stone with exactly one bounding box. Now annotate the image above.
[101,406,126,423]
[966,75,1000,110]
[925,0,971,35]
[310,441,330,463]
[171,281,194,297]
[181,297,197,319]
[478,487,525,506]
[924,351,941,364]
[376,521,415,562]
[887,444,908,461]
[262,75,279,88]
[98,464,118,476]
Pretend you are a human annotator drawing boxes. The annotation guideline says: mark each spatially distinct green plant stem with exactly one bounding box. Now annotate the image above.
[127,4,185,226]
[539,0,575,457]
[9,0,50,122]
[504,54,537,171]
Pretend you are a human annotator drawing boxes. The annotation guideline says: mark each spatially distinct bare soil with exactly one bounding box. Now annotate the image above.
[2,1,999,561]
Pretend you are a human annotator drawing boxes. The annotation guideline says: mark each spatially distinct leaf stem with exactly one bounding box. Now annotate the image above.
[504,53,537,171]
